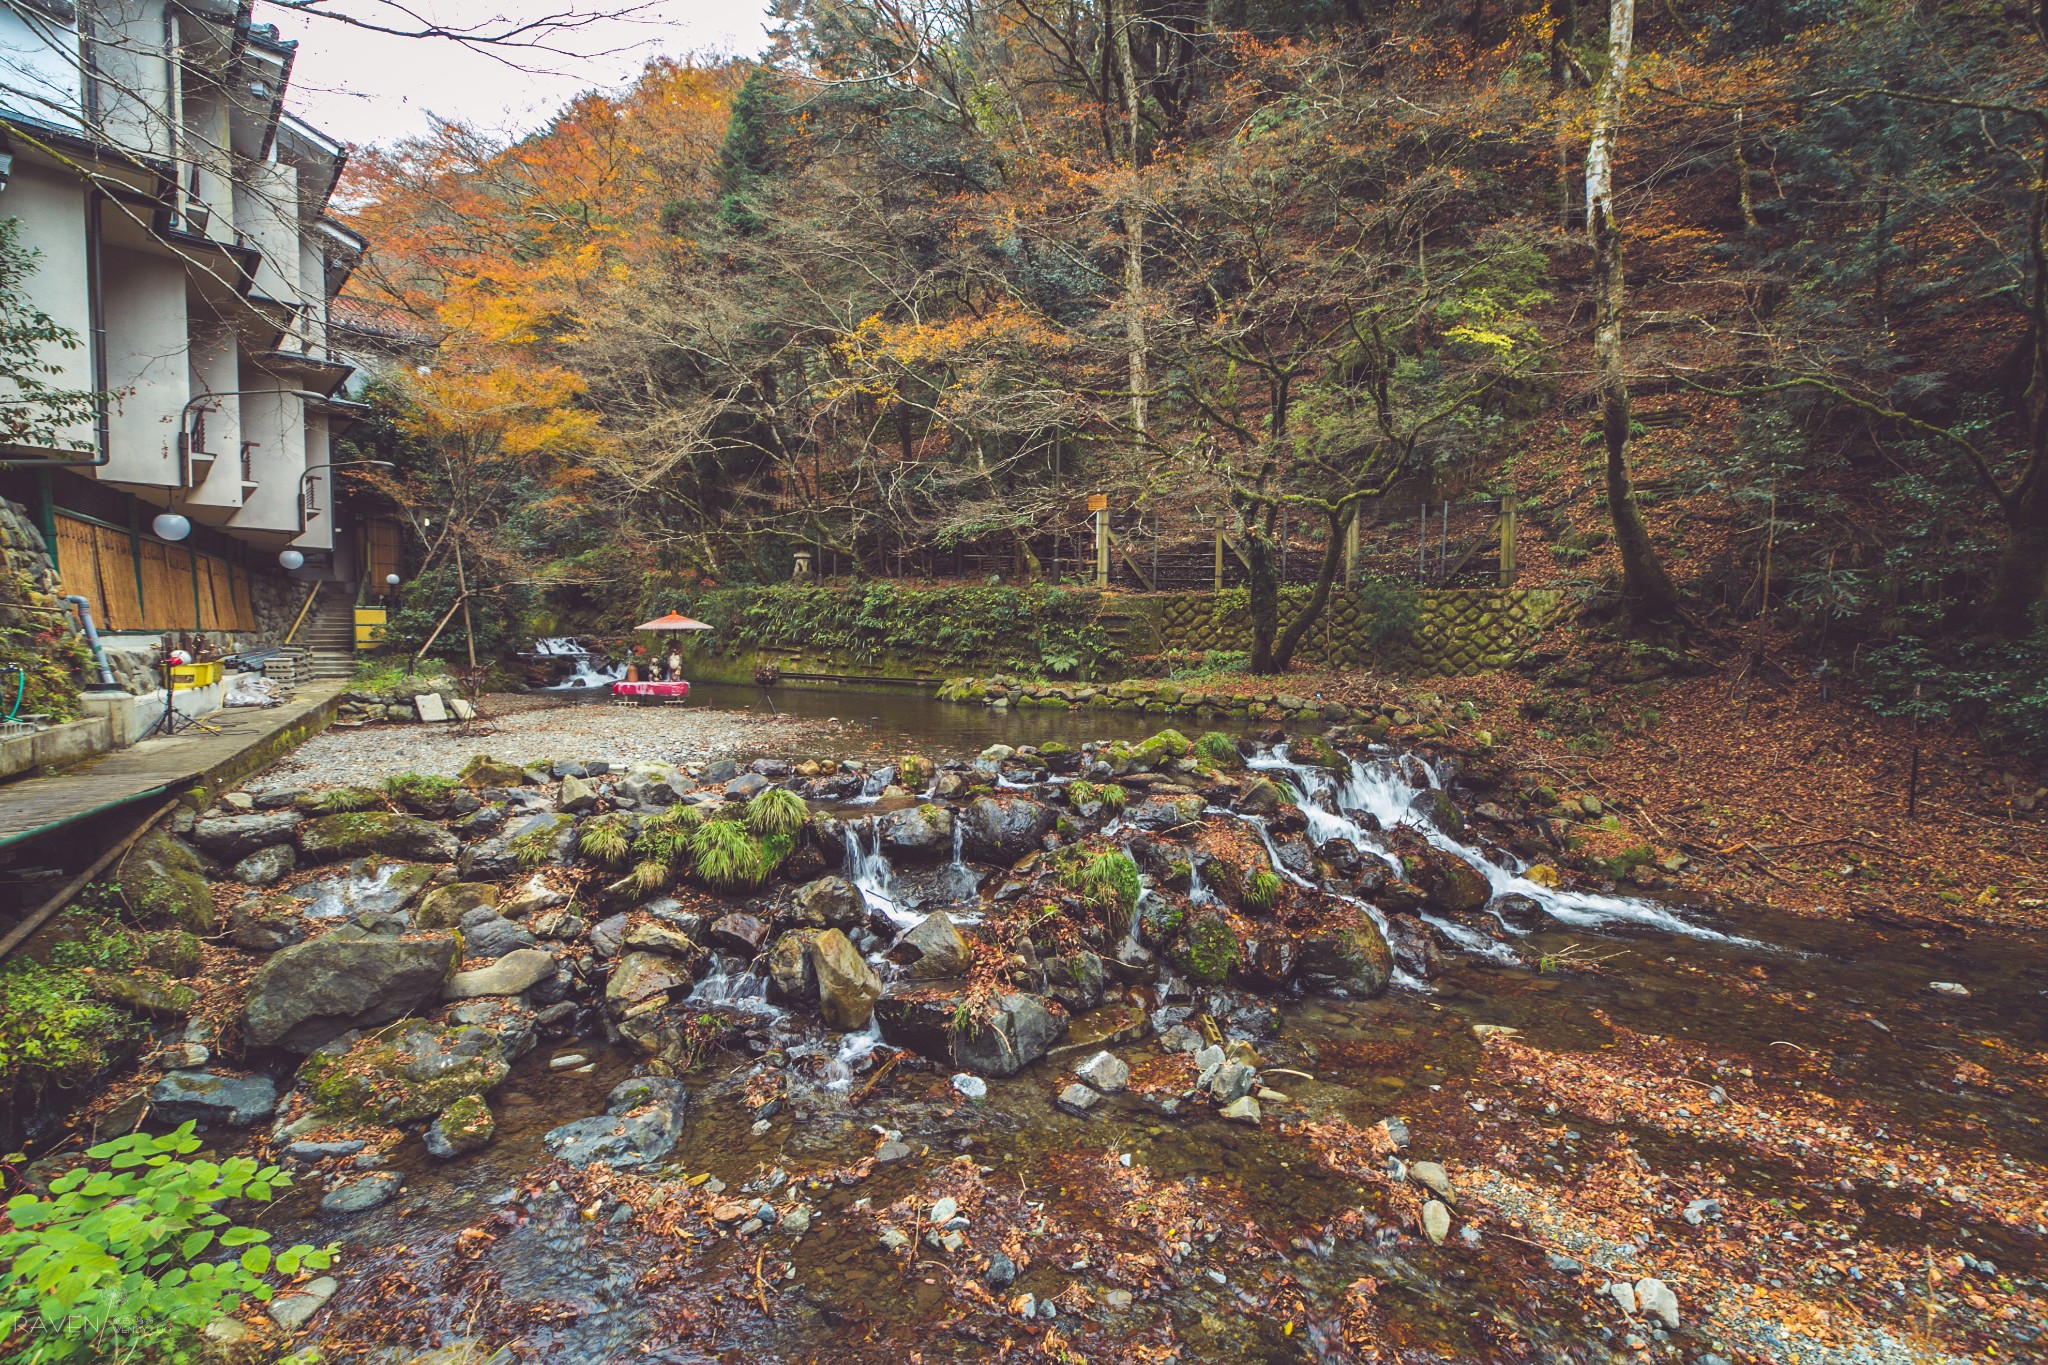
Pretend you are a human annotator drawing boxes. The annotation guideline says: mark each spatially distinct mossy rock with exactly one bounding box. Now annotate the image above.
[1290,734,1350,772]
[1299,923,1394,999]
[458,755,527,788]
[297,1021,510,1125]
[298,812,459,865]
[112,830,214,933]
[895,754,936,789]
[1136,897,1185,950]
[142,929,204,978]
[89,969,199,1021]
[415,882,501,930]
[426,1094,496,1157]
[1169,910,1241,985]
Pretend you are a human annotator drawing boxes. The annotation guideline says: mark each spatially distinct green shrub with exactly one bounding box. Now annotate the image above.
[47,927,141,974]
[578,814,634,868]
[1096,783,1129,812]
[632,804,703,870]
[1353,577,1421,648]
[383,772,458,807]
[1193,731,1242,768]
[0,962,135,1105]
[1164,649,1249,682]
[0,1124,333,1363]
[745,787,808,838]
[1060,850,1141,917]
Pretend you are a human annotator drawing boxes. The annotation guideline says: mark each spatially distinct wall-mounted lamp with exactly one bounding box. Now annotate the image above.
[152,512,191,541]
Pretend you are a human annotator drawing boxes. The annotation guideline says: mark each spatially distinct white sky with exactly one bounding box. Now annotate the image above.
[265,1,776,148]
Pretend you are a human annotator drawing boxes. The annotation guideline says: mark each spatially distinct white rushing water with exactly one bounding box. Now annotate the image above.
[686,956,781,1017]
[1249,743,1761,947]
[843,821,916,929]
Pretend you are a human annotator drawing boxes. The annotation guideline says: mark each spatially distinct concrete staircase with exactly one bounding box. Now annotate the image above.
[263,583,358,689]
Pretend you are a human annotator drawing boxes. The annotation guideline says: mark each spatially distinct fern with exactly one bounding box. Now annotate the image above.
[745,787,808,838]
[578,815,633,869]
[315,785,381,814]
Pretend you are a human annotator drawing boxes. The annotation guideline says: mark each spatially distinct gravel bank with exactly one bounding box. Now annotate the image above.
[265,696,841,786]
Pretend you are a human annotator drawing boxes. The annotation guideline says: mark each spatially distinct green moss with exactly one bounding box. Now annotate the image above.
[1137,898,1184,947]
[298,1028,509,1125]
[1290,734,1350,772]
[1171,910,1240,984]
[110,830,214,932]
[87,970,198,1021]
[1193,731,1242,768]
[895,754,936,788]
[0,960,137,1100]
[1059,850,1140,917]
[384,772,459,809]
[1243,869,1282,912]
[507,814,575,872]
[314,785,384,814]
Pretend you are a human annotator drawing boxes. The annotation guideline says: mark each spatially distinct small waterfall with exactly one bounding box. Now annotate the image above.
[843,821,915,928]
[543,658,626,690]
[1187,858,1215,906]
[686,956,780,1017]
[813,1019,885,1090]
[1246,742,1759,947]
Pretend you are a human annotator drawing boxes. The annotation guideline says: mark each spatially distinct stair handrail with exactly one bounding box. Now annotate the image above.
[283,581,322,647]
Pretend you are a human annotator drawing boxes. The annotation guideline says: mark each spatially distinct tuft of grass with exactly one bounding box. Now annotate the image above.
[315,785,382,814]
[1096,783,1128,812]
[383,773,458,807]
[1243,868,1282,912]
[1193,731,1243,768]
[578,814,633,869]
[1061,850,1141,916]
[690,819,784,891]
[507,819,566,872]
[632,804,703,870]
[745,787,808,838]
[629,857,672,895]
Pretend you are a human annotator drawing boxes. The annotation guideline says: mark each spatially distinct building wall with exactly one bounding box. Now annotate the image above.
[183,321,244,510]
[98,242,188,487]
[229,375,302,536]
[0,163,95,452]
[0,5,84,131]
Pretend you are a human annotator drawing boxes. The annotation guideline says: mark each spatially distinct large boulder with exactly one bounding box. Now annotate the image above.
[297,1020,510,1124]
[605,951,692,1019]
[297,813,459,865]
[444,948,556,999]
[876,985,1067,1077]
[231,844,297,886]
[414,882,500,930]
[149,1070,278,1126]
[191,811,302,863]
[1129,794,1207,833]
[958,797,1056,865]
[242,929,461,1052]
[458,755,527,788]
[766,929,823,1003]
[877,804,954,862]
[809,929,881,1031]
[113,830,214,932]
[895,912,973,979]
[543,1076,688,1169]
[1405,844,1491,916]
[1299,922,1394,998]
[1042,950,1105,1013]
[789,875,865,930]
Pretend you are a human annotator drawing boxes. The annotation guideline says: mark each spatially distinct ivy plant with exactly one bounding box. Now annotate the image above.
[0,1124,334,1363]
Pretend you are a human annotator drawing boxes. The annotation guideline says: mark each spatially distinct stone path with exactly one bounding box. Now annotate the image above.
[0,682,347,849]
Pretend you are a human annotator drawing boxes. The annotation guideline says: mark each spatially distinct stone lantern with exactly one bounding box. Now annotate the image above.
[793,550,816,581]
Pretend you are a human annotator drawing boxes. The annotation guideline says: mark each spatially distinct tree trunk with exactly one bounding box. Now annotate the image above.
[1586,0,1681,625]
[1984,136,2048,634]
[1271,505,1354,672]
[1114,0,1148,439]
[1245,520,1280,674]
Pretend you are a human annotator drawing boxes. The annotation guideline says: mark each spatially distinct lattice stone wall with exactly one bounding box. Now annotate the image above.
[1144,586,1564,676]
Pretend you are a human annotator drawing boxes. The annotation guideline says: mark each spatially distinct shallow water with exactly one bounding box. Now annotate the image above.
[267,729,2046,1364]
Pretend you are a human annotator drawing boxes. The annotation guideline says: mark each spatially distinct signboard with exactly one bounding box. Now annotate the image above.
[1087,493,1108,512]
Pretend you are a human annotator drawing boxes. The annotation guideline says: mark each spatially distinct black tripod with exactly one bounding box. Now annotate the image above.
[145,654,224,738]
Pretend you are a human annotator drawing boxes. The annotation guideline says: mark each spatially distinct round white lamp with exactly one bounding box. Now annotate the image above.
[385,573,401,587]
[152,512,191,541]
[278,549,305,571]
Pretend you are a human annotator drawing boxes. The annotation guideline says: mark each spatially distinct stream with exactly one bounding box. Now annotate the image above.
[238,703,2043,1365]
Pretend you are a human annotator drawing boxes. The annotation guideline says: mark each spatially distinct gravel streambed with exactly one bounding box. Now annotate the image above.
[266,696,839,784]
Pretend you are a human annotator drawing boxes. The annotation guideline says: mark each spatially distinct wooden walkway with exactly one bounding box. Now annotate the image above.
[0,682,347,850]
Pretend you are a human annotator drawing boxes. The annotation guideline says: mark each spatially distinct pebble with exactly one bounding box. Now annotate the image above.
[549,1054,589,1070]
[1220,1095,1261,1124]
[929,1196,958,1225]
[1608,1281,1638,1315]
[1421,1199,1451,1246]
[875,1140,912,1163]
[1057,1082,1102,1115]
[1408,1160,1453,1199]
[951,1073,988,1099]
[1928,981,1970,997]
[1635,1277,1680,1328]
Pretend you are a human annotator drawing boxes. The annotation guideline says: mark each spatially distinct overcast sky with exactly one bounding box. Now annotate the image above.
[267,1,776,148]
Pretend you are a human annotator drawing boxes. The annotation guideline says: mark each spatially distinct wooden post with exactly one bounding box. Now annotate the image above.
[1499,496,1518,586]
[1091,493,1109,587]
[1213,530,1224,592]
[1344,513,1359,586]
[454,541,477,670]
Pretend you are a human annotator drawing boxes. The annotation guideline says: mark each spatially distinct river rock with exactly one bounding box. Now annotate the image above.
[460,912,536,961]
[876,985,1067,1077]
[459,755,527,787]
[590,912,632,958]
[232,844,298,886]
[1298,923,1394,998]
[1074,1050,1129,1093]
[243,930,461,1051]
[415,882,500,930]
[1129,794,1206,833]
[267,1274,338,1331]
[878,803,953,861]
[457,837,518,881]
[229,900,306,952]
[499,876,568,918]
[1404,843,1491,916]
[959,796,1056,864]
[558,773,599,812]
[790,874,865,929]
[149,1070,278,1126]
[810,929,882,1030]
[1408,1160,1452,1199]
[1421,1199,1452,1245]
[298,813,459,865]
[710,913,770,956]
[1220,1094,1262,1124]
[444,948,556,999]
[896,912,973,978]
[321,1172,401,1214]
[424,1095,496,1158]
[300,1019,512,1124]
[623,909,705,959]
[767,929,823,1003]
[114,830,214,932]
[192,811,303,863]
[1490,893,1546,932]
[1635,1277,1679,1328]
[543,1076,688,1169]
[1042,950,1105,1013]
[1056,1082,1101,1115]
[606,951,692,1018]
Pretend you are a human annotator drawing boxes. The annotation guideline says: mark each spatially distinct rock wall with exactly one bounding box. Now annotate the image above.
[0,495,63,629]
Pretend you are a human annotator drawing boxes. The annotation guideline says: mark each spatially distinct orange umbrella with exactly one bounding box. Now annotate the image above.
[633,612,715,632]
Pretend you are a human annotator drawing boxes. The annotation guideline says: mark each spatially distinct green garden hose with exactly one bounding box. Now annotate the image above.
[2,666,23,723]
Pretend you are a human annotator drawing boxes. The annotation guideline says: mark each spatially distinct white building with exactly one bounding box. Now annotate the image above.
[0,0,368,641]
